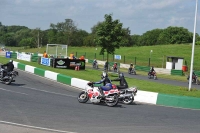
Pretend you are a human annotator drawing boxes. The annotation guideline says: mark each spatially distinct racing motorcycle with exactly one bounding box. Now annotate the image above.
[0,65,18,85]
[187,75,200,85]
[116,85,138,104]
[77,82,120,107]
[148,71,157,80]
[112,63,118,72]
[92,62,98,69]
[128,68,136,75]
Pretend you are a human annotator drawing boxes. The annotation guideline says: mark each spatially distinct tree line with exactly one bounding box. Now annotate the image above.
[1,15,200,48]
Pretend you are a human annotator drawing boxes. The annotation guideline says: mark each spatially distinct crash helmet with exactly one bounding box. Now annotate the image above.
[101,71,108,79]
[9,60,13,63]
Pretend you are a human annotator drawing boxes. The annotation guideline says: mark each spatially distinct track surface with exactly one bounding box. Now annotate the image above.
[90,66,200,89]
[0,70,200,133]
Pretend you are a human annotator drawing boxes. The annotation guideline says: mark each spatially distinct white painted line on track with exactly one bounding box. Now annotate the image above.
[0,88,28,95]
[20,86,77,98]
[0,120,77,133]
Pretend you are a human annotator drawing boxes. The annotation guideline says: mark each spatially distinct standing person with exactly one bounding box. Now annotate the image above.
[111,71,128,89]
[104,60,109,71]
[43,51,48,58]
[79,55,85,60]
[0,60,14,78]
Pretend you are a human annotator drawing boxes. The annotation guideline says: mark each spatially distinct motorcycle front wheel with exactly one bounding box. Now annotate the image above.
[105,94,119,107]
[4,77,12,85]
[77,91,89,103]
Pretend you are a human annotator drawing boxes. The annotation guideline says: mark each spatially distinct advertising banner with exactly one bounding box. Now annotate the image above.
[53,58,85,70]
[5,51,11,58]
[41,57,51,66]
[114,55,121,60]
[17,53,31,61]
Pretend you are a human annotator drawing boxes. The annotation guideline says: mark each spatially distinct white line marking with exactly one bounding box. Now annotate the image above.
[0,88,28,95]
[0,120,77,133]
[20,86,76,98]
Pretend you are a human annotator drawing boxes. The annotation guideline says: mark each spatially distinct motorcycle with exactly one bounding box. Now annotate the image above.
[117,86,138,104]
[77,82,120,107]
[92,62,98,69]
[128,68,136,75]
[148,71,157,80]
[112,64,118,73]
[187,75,200,85]
[0,65,18,85]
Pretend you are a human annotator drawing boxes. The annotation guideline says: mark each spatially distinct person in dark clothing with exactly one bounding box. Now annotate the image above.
[129,63,134,71]
[0,60,14,78]
[104,60,109,71]
[93,71,112,97]
[111,71,128,89]
[149,66,155,75]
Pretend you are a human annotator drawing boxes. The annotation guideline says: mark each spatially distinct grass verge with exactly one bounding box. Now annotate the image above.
[1,57,200,98]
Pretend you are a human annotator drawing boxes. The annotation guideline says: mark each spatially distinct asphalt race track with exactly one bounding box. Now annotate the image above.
[0,70,200,133]
[89,65,200,89]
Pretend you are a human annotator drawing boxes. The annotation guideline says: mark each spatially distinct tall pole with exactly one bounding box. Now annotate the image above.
[37,29,40,48]
[189,0,198,91]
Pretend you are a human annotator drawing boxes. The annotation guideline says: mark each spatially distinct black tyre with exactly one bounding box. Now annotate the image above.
[105,94,119,107]
[77,91,89,103]
[197,79,200,85]
[122,94,134,105]
[4,77,12,85]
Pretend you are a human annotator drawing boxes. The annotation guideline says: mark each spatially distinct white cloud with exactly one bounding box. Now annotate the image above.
[0,0,199,35]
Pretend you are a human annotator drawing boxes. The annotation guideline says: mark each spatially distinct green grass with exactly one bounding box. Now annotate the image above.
[1,56,200,98]
[6,44,200,70]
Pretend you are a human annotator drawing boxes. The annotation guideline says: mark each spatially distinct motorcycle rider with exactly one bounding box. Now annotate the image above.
[111,71,128,89]
[93,71,113,98]
[149,66,155,75]
[93,59,97,67]
[129,63,134,72]
[0,60,14,79]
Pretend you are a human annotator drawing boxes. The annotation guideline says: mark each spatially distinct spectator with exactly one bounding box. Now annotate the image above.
[43,51,48,58]
[79,55,85,60]
[70,52,75,59]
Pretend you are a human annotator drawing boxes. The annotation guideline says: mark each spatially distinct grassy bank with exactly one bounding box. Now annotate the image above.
[6,44,200,70]
[1,57,199,98]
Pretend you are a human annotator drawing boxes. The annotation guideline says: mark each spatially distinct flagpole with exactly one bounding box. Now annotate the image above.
[189,0,198,91]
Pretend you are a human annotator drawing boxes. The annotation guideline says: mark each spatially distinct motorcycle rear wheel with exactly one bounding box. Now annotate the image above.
[77,91,89,103]
[122,94,134,105]
[105,94,119,107]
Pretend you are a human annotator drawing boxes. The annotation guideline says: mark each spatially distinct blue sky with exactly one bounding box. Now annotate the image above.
[0,0,199,35]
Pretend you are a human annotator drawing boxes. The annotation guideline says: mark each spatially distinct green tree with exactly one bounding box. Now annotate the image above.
[95,14,125,63]
[158,26,192,44]
[139,29,163,46]
[50,19,77,46]
[131,34,141,46]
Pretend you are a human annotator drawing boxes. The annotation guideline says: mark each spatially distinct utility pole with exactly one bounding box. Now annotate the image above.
[38,29,40,48]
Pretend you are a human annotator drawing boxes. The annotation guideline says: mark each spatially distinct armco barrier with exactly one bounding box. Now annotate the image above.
[171,70,184,76]
[12,61,200,109]
[135,65,150,72]
[157,93,200,109]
